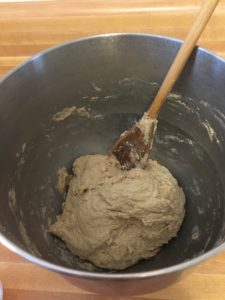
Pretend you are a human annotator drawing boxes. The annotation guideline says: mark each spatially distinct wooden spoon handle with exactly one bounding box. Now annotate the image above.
[147,0,219,119]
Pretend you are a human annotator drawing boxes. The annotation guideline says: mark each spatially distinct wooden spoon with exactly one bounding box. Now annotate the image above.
[111,0,219,170]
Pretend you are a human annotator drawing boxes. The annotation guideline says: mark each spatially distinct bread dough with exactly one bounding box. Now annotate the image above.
[56,167,72,194]
[50,155,185,270]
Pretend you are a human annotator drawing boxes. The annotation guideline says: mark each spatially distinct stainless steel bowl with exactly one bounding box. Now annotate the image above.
[0,34,225,295]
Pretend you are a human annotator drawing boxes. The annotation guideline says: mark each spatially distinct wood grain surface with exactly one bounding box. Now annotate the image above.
[1,243,225,300]
[0,1,225,299]
[0,0,225,78]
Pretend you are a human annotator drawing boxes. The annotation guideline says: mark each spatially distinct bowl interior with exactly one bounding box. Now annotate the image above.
[0,34,225,273]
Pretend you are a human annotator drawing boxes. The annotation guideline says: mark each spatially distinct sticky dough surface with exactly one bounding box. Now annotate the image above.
[50,154,185,270]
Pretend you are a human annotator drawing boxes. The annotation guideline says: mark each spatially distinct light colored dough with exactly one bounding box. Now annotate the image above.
[50,155,185,270]
[52,106,90,121]
[56,167,72,194]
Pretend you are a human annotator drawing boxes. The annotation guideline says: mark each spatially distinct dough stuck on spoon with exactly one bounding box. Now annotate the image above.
[50,154,185,270]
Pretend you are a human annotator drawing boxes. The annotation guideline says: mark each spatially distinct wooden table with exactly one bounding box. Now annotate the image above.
[1,244,225,299]
[0,1,225,299]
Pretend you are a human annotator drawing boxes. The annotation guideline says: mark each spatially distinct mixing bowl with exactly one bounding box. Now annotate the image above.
[0,33,225,295]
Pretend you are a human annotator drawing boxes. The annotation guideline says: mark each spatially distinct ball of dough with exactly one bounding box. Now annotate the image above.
[50,155,185,270]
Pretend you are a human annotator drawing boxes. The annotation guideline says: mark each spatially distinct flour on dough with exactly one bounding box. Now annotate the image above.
[50,155,185,270]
